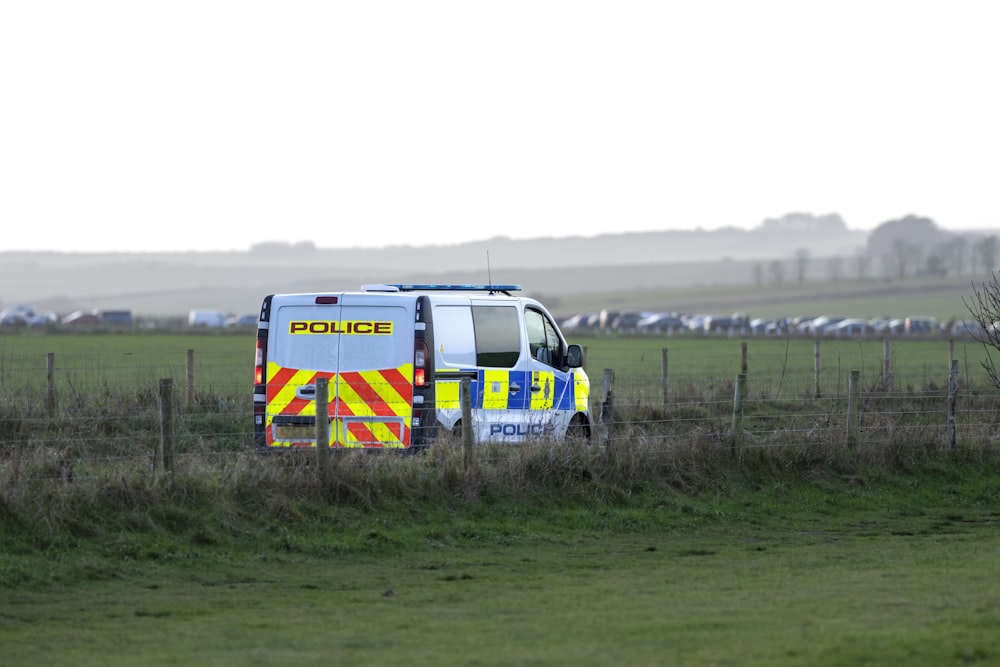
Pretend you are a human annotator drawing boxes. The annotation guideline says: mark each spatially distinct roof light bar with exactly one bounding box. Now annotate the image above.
[386,284,522,293]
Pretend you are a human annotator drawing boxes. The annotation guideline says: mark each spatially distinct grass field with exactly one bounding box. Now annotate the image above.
[2,456,999,666]
[2,332,1000,665]
[0,331,992,394]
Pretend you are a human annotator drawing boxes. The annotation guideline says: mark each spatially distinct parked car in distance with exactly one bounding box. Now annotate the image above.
[188,309,227,327]
[0,305,36,326]
[950,320,985,338]
[636,312,686,334]
[99,309,134,326]
[904,317,938,336]
[61,310,102,326]
[559,312,600,332]
[825,318,874,337]
[25,310,58,327]
[225,313,258,328]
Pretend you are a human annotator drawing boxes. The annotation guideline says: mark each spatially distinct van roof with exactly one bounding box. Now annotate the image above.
[361,283,522,294]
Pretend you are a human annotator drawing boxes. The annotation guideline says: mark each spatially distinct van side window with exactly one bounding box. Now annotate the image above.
[432,305,477,366]
[471,305,521,368]
[525,308,562,368]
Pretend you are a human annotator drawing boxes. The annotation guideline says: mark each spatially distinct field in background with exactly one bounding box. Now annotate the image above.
[551,274,982,322]
[0,331,991,397]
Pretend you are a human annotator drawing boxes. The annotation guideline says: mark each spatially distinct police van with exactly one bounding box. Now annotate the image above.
[253,284,591,452]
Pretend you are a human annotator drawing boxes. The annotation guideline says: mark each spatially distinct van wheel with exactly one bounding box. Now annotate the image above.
[566,414,590,442]
[451,421,463,439]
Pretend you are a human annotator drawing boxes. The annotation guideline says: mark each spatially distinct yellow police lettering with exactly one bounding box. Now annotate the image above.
[289,320,394,335]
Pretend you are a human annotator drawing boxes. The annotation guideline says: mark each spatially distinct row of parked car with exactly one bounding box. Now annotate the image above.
[0,305,137,328]
[0,306,259,330]
[559,311,987,339]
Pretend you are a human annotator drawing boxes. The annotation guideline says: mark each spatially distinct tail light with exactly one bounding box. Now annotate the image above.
[254,338,264,385]
[414,338,429,387]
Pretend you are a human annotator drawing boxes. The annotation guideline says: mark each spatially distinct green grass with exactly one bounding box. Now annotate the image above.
[0,331,255,396]
[577,336,993,391]
[2,454,999,666]
[0,332,992,394]
[3,332,1000,664]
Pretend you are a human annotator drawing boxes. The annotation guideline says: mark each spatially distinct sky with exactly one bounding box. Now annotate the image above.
[2,1,998,253]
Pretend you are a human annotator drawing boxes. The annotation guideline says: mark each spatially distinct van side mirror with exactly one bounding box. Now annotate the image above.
[566,344,584,369]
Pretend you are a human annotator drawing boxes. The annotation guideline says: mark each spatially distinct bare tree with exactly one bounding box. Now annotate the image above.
[752,263,764,289]
[793,248,809,285]
[769,260,786,287]
[853,248,870,280]
[883,239,923,280]
[936,236,968,277]
[963,273,1000,389]
[827,255,844,282]
[974,235,999,274]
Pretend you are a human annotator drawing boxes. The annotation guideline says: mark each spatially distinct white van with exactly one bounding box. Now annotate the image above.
[253,284,591,452]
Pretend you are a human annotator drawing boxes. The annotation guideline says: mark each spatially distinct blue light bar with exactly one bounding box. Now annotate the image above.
[387,284,522,292]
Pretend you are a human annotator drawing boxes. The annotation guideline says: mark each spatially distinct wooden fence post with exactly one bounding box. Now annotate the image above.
[814,340,821,398]
[158,378,175,477]
[460,378,474,470]
[731,373,746,453]
[186,349,196,408]
[947,359,958,450]
[46,352,56,417]
[661,348,669,406]
[599,369,615,449]
[882,338,892,389]
[847,370,860,450]
[315,376,330,472]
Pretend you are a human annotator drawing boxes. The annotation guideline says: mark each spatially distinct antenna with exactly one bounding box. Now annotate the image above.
[487,251,493,287]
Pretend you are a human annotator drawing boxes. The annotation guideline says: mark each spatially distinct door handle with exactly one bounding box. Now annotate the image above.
[509,382,521,394]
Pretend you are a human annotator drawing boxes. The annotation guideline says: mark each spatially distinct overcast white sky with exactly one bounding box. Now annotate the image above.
[2,1,998,253]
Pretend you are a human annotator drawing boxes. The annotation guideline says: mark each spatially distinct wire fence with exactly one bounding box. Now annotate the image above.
[2,345,999,484]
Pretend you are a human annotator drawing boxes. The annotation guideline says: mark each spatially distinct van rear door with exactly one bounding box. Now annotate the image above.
[264,294,416,448]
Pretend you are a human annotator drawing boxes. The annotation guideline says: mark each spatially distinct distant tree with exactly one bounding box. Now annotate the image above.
[827,255,844,282]
[752,263,764,289]
[925,253,947,278]
[883,238,923,280]
[853,248,870,280]
[793,248,810,285]
[974,235,999,274]
[769,260,786,287]
[865,215,946,261]
[935,237,969,277]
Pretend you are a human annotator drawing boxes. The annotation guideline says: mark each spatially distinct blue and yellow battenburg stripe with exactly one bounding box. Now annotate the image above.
[435,368,589,412]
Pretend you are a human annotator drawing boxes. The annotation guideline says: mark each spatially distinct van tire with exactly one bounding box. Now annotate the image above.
[566,414,590,442]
